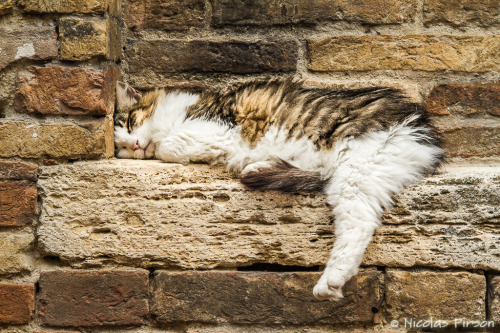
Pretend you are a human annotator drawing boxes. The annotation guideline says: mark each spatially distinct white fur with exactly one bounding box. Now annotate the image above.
[116,92,443,301]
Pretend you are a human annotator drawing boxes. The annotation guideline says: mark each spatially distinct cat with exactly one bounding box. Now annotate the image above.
[114,79,444,301]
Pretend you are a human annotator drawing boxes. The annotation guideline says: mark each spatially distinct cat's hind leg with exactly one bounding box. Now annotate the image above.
[313,124,443,300]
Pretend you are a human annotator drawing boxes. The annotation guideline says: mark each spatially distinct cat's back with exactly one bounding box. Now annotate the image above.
[189,79,428,149]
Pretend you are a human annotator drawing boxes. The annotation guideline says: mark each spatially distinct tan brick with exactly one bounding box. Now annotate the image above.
[440,126,500,157]
[212,0,416,25]
[60,18,120,61]
[425,82,500,116]
[0,284,35,324]
[0,26,58,71]
[0,181,36,227]
[126,39,298,74]
[152,271,380,324]
[39,270,149,327]
[0,0,13,15]
[0,233,34,275]
[18,0,119,15]
[0,161,37,181]
[308,35,500,72]
[386,270,485,322]
[125,0,205,31]
[489,276,500,322]
[16,65,120,116]
[0,118,114,159]
[424,0,499,28]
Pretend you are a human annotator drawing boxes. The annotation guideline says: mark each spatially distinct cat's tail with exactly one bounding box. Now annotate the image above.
[241,159,327,193]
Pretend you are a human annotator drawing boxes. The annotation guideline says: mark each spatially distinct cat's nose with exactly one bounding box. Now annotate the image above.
[132,141,140,150]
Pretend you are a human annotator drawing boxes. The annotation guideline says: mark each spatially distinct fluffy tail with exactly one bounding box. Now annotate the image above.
[241,159,327,193]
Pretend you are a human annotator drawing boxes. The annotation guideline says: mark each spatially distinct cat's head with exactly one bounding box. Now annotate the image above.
[114,82,161,159]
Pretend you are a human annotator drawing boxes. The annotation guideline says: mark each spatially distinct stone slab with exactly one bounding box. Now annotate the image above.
[37,160,500,270]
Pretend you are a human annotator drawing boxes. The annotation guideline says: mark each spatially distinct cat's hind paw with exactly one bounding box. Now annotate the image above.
[313,275,344,301]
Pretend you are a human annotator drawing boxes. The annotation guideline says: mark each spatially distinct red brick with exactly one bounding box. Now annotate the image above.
[39,270,149,327]
[0,284,35,324]
[16,65,120,116]
[0,161,37,181]
[126,39,298,74]
[152,271,380,324]
[425,82,500,116]
[125,0,205,31]
[440,126,500,157]
[0,181,36,227]
[0,26,58,71]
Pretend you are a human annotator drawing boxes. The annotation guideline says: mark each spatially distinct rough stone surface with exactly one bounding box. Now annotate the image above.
[489,275,500,322]
[440,126,500,157]
[0,161,37,181]
[125,39,298,74]
[385,270,485,321]
[152,270,380,324]
[0,233,34,275]
[0,118,114,159]
[0,181,36,227]
[16,65,120,116]
[37,160,500,270]
[60,18,120,61]
[18,0,119,15]
[0,284,35,324]
[308,35,500,72]
[0,26,58,71]
[0,0,13,15]
[425,82,500,117]
[125,0,205,31]
[212,0,416,25]
[424,0,500,28]
[38,270,149,327]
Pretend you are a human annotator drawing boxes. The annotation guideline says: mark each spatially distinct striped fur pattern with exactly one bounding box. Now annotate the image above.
[114,79,444,301]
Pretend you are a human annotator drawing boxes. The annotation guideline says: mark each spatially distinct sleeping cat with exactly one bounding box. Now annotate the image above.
[114,79,444,301]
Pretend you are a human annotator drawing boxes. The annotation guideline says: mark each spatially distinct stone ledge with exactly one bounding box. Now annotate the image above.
[37,159,500,270]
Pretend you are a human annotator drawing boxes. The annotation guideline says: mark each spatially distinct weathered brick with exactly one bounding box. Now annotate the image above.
[125,0,204,31]
[425,82,500,116]
[0,181,36,227]
[308,35,500,72]
[0,233,34,275]
[38,270,149,327]
[386,270,485,322]
[0,284,35,324]
[16,65,120,116]
[489,276,500,322]
[0,161,37,181]
[440,126,500,157]
[152,271,380,324]
[126,39,298,74]
[212,0,416,25]
[424,0,500,28]
[0,26,58,71]
[18,0,119,15]
[0,118,114,159]
[60,18,120,61]
[0,0,13,15]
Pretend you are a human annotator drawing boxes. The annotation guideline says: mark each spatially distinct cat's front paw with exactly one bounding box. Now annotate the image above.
[313,271,345,301]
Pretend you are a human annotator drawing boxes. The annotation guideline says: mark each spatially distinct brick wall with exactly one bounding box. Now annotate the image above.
[0,0,499,332]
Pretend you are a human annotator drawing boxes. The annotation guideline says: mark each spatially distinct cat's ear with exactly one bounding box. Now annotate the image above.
[116,81,142,112]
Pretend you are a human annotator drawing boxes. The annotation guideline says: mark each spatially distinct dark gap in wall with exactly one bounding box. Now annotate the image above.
[43,255,62,265]
[237,263,321,272]
[376,266,386,272]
